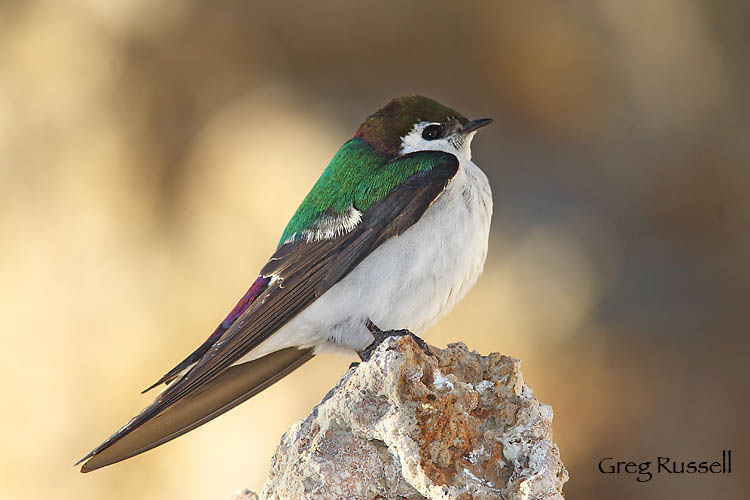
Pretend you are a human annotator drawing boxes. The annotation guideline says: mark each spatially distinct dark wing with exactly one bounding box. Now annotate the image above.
[76,152,459,472]
[141,276,272,393]
[80,347,313,472]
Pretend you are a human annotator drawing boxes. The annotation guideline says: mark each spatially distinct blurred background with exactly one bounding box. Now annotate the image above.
[1,1,748,499]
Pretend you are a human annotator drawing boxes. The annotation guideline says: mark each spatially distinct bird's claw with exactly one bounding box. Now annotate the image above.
[359,320,431,362]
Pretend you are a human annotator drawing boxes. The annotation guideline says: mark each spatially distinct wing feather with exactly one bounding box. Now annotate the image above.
[79,347,313,472]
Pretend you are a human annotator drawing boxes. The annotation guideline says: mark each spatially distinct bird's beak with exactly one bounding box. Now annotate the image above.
[461,118,493,134]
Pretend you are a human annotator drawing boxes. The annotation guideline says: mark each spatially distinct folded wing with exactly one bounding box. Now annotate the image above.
[76,151,459,471]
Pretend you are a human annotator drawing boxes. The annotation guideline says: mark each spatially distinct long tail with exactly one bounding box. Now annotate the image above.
[76,347,314,472]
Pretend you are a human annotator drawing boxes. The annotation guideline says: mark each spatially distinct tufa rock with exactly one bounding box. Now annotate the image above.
[253,337,567,500]
[230,489,259,500]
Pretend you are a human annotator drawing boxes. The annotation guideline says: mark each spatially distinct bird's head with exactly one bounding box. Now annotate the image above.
[355,95,492,161]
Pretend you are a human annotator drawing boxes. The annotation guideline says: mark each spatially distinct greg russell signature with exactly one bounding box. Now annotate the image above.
[598,450,732,482]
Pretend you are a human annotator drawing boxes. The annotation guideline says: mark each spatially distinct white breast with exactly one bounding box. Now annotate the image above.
[249,158,493,359]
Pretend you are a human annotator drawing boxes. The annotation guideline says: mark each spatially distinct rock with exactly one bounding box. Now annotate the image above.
[230,489,259,500]
[257,337,568,500]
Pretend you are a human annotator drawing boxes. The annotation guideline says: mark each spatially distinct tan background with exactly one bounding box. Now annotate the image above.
[1,1,747,499]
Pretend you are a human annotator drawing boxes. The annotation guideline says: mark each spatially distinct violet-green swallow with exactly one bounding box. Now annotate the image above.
[76,95,493,472]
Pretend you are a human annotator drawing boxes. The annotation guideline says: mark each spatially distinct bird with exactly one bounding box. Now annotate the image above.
[76,95,493,472]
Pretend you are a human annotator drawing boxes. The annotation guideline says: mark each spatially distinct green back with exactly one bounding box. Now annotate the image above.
[279,138,443,246]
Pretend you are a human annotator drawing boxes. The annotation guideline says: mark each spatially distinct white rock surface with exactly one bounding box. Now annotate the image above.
[246,337,567,500]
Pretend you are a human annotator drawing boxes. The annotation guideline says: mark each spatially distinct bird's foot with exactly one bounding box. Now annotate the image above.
[359,320,431,362]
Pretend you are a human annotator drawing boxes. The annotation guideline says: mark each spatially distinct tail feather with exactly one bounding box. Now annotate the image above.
[76,347,314,472]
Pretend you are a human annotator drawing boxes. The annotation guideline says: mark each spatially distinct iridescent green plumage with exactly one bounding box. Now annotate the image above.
[279,138,450,245]
[279,96,466,246]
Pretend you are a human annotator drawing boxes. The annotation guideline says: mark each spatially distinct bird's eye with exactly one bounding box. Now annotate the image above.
[422,124,441,141]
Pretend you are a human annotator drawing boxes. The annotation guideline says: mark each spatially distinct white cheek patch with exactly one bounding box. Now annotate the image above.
[399,121,473,161]
[399,122,434,153]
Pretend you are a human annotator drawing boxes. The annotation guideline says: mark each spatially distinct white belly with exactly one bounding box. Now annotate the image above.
[249,159,492,358]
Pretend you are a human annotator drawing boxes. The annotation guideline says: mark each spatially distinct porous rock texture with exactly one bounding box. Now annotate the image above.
[252,337,567,500]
